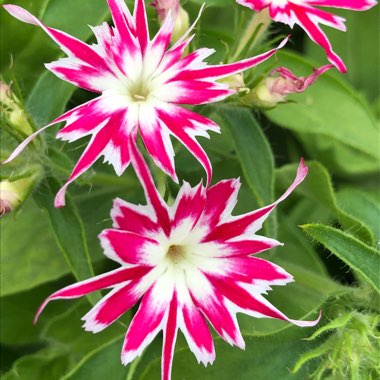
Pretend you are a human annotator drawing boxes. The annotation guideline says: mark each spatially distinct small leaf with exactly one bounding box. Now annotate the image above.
[301,224,380,294]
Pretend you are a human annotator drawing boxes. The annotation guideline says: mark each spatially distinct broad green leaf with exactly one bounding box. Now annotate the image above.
[0,199,68,296]
[33,177,96,296]
[62,338,128,380]
[301,224,380,294]
[139,328,312,380]
[305,8,380,102]
[276,161,375,245]
[0,281,68,345]
[265,51,379,176]
[212,106,276,236]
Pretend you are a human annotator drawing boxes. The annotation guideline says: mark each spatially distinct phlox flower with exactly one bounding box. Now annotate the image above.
[3,0,287,207]
[35,138,319,380]
[235,0,377,72]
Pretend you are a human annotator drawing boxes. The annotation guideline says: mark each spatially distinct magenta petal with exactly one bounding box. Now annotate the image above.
[100,229,159,265]
[181,301,215,365]
[34,266,150,323]
[129,138,172,235]
[162,293,179,380]
[203,159,308,241]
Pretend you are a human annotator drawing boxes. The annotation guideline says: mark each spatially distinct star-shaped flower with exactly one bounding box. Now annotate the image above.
[235,0,376,72]
[3,0,287,207]
[35,138,319,380]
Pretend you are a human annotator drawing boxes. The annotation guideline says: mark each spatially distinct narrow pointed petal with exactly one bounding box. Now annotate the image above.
[211,256,293,285]
[171,182,206,234]
[306,0,375,11]
[288,4,347,72]
[138,105,177,182]
[162,293,179,380]
[99,229,160,265]
[111,197,159,234]
[173,37,289,81]
[82,276,149,333]
[134,0,150,53]
[34,266,150,323]
[157,105,213,185]
[210,276,320,327]
[181,300,215,366]
[122,275,174,365]
[129,138,171,235]
[3,5,108,69]
[200,179,241,228]
[54,118,117,207]
[203,159,308,241]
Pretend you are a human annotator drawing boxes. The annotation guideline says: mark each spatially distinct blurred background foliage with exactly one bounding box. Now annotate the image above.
[1,0,379,379]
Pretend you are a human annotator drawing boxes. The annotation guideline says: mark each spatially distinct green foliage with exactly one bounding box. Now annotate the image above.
[302,224,380,294]
[1,0,379,379]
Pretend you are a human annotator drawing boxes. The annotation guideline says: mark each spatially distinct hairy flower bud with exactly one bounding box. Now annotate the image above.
[0,81,33,136]
[242,64,333,109]
[151,0,189,42]
[0,170,42,217]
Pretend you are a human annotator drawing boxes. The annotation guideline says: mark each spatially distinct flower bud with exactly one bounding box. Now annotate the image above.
[0,170,42,217]
[151,0,189,43]
[242,64,334,109]
[0,81,33,136]
[219,73,246,92]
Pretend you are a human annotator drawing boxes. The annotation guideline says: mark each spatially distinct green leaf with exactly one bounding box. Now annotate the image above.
[213,106,276,236]
[305,8,380,102]
[0,282,69,345]
[336,188,380,245]
[276,161,375,246]
[265,51,379,176]
[33,177,96,297]
[139,328,312,380]
[62,338,128,380]
[0,199,68,296]
[301,224,380,294]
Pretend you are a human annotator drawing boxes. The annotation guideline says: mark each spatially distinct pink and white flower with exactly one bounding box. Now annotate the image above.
[3,0,288,207]
[236,0,377,72]
[35,138,319,380]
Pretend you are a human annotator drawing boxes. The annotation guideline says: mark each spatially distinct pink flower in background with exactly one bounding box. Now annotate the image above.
[250,64,333,107]
[3,0,287,207]
[151,0,180,21]
[35,138,319,380]
[236,0,376,72]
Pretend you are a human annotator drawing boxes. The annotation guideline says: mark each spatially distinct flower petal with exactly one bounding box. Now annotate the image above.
[111,197,159,235]
[162,293,179,380]
[173,37,289,81]
[210,276,321,327]
[129,138,172,235]
[34,266,150,323]
[122,274,174,365]
[203,158,308,241]
[99,229,161,265]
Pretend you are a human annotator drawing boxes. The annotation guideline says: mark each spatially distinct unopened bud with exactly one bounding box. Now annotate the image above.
[219,73,246,92]
[0,81,33,136]
[0,170,42,217]
[242,64,334,109]
[151,0,189,43]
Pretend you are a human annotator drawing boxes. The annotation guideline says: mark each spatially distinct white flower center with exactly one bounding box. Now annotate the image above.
[165,244,188,266]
